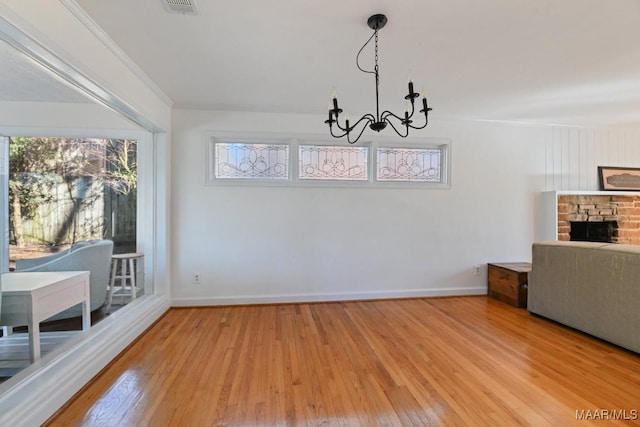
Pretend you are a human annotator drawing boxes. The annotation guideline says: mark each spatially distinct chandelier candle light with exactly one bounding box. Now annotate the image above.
[325,14,432,144]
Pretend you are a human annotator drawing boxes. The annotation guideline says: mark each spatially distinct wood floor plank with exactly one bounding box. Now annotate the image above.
[46,297,640,426]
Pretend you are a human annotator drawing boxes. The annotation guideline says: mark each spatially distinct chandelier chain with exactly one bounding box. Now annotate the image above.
[374,29,379,73]
[356,31,377,75]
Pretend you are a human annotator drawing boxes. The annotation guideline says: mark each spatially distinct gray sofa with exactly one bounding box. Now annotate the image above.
[528,241,640,353]
[15,239,114,322]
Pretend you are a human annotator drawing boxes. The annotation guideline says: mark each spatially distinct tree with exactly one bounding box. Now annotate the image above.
[9,137,60,247]
[103,139,137,196]
[9,137,138,247]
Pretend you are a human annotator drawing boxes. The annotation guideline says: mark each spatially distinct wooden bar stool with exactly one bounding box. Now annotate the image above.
[106,252,144,313]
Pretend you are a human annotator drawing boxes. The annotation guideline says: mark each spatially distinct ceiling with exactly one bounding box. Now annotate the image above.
[11,0,640,127]
[0,38,91,103]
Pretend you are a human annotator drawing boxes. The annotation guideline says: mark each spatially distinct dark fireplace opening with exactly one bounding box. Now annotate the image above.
[570,221,617,243]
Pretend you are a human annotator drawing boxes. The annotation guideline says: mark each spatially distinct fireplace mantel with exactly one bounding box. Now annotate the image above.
[541,191,640,244]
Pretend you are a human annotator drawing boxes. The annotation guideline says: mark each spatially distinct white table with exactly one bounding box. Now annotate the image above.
[0,271,90,361]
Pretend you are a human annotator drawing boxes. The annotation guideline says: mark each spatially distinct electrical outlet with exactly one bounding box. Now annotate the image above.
[474,265,481,276]
[193,273,201,284]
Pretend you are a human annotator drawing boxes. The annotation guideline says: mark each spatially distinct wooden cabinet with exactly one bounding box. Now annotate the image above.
[487,262,531,308]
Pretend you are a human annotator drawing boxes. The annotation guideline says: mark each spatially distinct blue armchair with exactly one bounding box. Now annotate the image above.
[14,240,114,322]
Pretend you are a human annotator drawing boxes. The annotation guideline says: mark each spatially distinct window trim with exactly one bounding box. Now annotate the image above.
[205,132,451,189]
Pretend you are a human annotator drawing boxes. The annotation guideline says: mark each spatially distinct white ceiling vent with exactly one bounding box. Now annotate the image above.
[162,0,199,15]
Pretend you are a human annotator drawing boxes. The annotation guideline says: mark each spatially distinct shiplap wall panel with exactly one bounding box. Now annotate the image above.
[583,130,591,189]
[586,131,595,190]
[545,127,640,191]
[549,127,562,190]
[568,128,580,190]
[544,129,553,190]
[561,128,570,189]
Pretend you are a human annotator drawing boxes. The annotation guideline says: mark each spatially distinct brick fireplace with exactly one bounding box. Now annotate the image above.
[558,195,640,244]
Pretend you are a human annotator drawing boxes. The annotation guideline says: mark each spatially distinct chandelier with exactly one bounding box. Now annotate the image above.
[325,14,432,144]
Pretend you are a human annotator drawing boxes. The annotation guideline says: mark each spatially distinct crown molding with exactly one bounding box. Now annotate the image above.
[60,0,174,108]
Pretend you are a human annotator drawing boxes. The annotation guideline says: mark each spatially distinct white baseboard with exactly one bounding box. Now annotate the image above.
[171,286,487,307]
[0,294,170,427]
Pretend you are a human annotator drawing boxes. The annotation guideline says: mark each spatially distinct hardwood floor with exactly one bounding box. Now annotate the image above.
[46,297,640,426]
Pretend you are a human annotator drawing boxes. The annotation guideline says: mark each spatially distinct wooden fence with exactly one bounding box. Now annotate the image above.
[14,176,136,246]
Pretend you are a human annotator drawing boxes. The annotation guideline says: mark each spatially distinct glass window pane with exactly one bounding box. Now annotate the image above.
[376,147,442,182]
[214,142,289,180]
[299,145,368,181]
[8,138,137,260]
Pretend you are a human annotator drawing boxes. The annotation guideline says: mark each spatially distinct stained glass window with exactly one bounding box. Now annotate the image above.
[376,147,442,182]
[299,145,368,181]
[214,142,289,180]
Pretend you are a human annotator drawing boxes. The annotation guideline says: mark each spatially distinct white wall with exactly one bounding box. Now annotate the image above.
[171,110,548,305]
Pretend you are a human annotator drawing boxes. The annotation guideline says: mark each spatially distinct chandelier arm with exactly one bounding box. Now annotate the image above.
[332,113,349,132]
[381,105,431,130]
[380,110,406,122]
[330,115,374,140]
[346,122,371,144]
[333,113,375,133]
[347,114,375,135]
[328,125,349,139]
[405,99,416,119]
[380,98,417,122]
[406,105,432,129]
[407,118,429,130]
[329,114,349,137]
[384,117,410,138]
[354,113,376,126]
[333,119,347,132]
